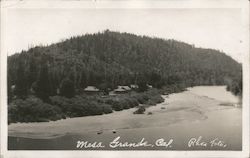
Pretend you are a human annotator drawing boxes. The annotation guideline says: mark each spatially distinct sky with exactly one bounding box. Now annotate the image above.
[5,8,245,62]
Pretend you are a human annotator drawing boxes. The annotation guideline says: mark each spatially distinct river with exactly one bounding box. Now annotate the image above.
[8,86,242,150]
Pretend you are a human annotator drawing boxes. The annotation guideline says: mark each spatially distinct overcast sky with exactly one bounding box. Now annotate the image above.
[5,8,244,62]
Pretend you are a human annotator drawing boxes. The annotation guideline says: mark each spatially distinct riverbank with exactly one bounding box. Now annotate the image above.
[8,86,242,150]
[8,87,167,124]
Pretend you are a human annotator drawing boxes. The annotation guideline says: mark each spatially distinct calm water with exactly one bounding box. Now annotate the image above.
[8,86,242,150]
[187,86,240,103]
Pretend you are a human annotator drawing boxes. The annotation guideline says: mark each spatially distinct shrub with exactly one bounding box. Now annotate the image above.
[86,100,104,115]
[147,112,153,115]
[8,96,62,123]
[102,104,113,114]
[103,97,123,111]
[8,104,18,124]
[162,84,186,94]
[132,94,148,104]
[133,106,146,114]
[50,96,72,114]
[125,98,139,108]
[111,102,124,111]
[51,95,113,117]
[146,95,164,105]
[120,99,130,109]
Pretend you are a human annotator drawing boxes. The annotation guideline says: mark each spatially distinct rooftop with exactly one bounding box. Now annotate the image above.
[84,86,100,92]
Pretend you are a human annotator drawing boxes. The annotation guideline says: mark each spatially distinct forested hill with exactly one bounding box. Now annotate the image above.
[8,30,242,101]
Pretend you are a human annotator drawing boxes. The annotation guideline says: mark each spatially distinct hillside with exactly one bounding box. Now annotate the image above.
[8,30,241,98]
[7,30,242,123]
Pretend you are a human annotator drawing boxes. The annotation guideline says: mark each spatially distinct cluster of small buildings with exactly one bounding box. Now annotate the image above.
[83,84,152,96]
[84,85,134,95]
[10,84,153,96]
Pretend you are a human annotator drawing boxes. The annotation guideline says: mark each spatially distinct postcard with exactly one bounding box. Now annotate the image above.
[0,0,249,157]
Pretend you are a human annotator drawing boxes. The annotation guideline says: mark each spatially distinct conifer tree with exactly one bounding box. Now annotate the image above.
[35,63,52,101]
[60,78,75,98]
[14,62,28,99]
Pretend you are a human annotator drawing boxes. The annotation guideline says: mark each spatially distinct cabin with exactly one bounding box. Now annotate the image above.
[130,84,139,89]
[84,86,101,95]
[147,84,153,88]
[113,86,131,94]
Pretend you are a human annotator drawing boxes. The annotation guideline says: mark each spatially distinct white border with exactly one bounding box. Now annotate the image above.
[1,0,249,158]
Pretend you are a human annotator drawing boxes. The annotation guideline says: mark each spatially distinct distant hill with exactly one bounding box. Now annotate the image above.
[8,30,242,101]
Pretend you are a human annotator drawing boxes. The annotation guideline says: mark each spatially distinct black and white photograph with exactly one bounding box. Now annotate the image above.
[0,0,249,157]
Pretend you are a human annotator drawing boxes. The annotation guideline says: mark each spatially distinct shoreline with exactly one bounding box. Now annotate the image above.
[8,107,242,150]
[8,86,241,140]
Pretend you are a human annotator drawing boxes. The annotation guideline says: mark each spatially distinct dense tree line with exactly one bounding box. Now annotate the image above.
[226,72,242,96]
[8,30,241,102]
[7,30,242,123]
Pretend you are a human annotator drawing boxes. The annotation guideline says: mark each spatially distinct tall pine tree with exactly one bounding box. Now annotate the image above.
[34,63,52,102]
[14,62,28,99]
[59,78,75,98]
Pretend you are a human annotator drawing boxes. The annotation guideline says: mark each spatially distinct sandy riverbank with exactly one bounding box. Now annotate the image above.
[8,86,242,150]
